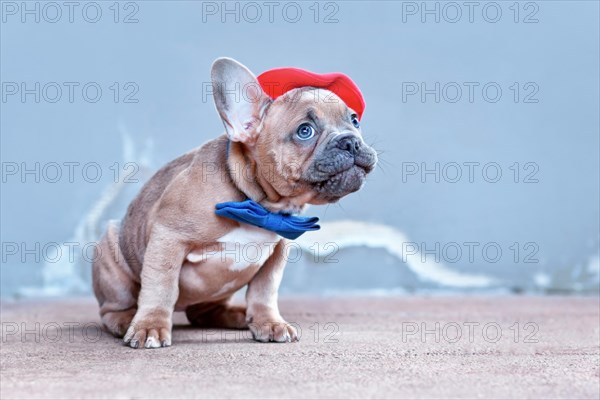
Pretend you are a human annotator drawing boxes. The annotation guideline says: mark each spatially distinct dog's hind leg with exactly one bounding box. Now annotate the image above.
[92,221,140,337]
[185,300,248,330]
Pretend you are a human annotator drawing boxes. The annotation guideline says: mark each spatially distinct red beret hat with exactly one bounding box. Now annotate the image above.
[257,67,366,120]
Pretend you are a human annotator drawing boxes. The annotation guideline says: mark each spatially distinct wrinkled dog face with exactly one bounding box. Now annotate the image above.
[256,88,378,204]
[212,58,377,206]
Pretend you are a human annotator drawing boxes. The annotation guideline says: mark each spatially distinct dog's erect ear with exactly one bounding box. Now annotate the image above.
[211,58,271,144]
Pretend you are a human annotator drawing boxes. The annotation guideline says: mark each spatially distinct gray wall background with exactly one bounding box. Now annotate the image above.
[1,1,599,297]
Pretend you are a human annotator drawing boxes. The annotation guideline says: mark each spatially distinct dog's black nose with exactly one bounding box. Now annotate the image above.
[337,134,361,155]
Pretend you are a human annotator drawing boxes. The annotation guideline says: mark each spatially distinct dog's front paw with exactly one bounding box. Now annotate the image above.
[123,309,172,349]
[249,319,299,343]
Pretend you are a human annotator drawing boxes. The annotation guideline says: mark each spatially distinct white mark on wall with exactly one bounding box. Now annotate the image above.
[19,126,154,297]
[295,220,496,288]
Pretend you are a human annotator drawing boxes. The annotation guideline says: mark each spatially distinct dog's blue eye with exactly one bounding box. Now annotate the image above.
[296,123,315,140]
[351,114,360,128]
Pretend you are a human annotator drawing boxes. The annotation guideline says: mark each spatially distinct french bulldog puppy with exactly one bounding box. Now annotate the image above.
[92,58,377,349]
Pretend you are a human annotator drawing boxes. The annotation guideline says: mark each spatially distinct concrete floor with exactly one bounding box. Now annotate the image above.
[1,296,599,399]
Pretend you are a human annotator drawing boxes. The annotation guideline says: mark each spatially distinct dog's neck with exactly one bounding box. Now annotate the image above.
[226,139,310,214]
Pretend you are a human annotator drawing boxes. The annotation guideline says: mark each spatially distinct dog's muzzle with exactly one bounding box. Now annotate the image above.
[306,134,378,201]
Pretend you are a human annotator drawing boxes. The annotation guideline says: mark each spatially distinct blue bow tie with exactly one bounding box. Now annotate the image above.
[215,199,320,240]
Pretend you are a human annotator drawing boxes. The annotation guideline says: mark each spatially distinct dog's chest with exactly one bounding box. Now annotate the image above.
[177,225,280,308]
[185,225,280,271]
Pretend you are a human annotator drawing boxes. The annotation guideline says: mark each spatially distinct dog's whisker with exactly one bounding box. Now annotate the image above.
[335,201,349,215]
